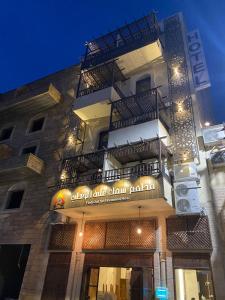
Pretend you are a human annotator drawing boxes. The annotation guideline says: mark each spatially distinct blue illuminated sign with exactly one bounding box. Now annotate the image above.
[155,287,169,299]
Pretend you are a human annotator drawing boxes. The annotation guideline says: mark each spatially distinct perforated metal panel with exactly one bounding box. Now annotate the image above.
[166,216,212,251]
[48,224,76,251]
[105,221,130,249]
[164,14,199,163]
[82,219,156,250]
[82,222,106,249]
[130,220,156,249]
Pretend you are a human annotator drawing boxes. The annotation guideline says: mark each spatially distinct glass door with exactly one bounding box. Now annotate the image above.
[84,266,154,300]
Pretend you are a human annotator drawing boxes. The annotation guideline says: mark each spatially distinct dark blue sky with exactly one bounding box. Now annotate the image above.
[0,0,225,122]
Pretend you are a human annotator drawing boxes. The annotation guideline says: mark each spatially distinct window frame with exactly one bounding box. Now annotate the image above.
[20,143,39,156]
[0,125,15,143]
[2,183,27,212]
[26,114,47,135]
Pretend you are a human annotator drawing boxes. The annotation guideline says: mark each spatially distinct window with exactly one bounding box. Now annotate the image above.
[0,127,14,141]
[22,146,37,155]
[28,117,45,133]
[5,190,24,209]
[136,76,151,94]
[98,131,108,150]
[175,269,215,300]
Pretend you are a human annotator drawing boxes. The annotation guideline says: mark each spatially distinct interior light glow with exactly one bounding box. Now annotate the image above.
[204,121,210,127]
[137,227,142,235]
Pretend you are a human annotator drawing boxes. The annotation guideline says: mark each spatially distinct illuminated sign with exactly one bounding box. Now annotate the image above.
[155,287,168,299]
[51,176,162,210]
[187,30,210,91]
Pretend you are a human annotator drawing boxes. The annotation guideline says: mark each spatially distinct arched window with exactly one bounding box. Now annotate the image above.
[5,182,27,210]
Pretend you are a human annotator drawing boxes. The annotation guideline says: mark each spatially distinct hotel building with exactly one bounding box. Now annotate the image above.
[0,11,224,300]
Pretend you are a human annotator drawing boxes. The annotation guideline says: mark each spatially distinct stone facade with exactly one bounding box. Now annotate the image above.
[0,65,79,300]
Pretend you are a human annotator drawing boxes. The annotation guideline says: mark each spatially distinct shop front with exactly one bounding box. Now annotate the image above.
[47,174,176,299]
[79,218,157,300]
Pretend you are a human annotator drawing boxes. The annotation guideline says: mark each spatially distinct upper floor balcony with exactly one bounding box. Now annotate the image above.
[74,61,125,121]
[0,152,45,184]
[109,88,170,131]
[0,83,61,118]
[81,13,161,70]
[59,137,171,187]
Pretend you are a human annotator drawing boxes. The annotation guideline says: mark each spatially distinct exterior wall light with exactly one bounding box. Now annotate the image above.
[204,121,210,127]
[79,212,85,237]
[136,206,142,235]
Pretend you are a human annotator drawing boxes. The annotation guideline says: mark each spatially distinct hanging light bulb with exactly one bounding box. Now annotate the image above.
[136,206,142,235]
[79,212,85,237]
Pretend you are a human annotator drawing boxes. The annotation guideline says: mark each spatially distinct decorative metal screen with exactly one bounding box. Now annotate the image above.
[82,222,106,249]
[166,216,212,251]
[82,219,156,250]
[48,224,76,251]
[164,14,198,163]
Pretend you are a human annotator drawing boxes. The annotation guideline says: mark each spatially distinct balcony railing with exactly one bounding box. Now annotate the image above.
[60,161,162,187]
[110,88,170,130]
[82,13,160,69]
[210,149,225,167]
[77,61,126,98]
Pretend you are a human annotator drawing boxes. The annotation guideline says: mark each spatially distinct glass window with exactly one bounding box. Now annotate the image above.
[29,117,45,133]
[0,127,14,141]
[136,76,151,94]
[5,190,24,209]
[175,268,215,300]
[85,267,153,300]
[98,131,108,150]
[22,146,37,155]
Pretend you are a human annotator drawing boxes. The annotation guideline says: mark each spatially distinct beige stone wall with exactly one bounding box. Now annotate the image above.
[0,65,79,300]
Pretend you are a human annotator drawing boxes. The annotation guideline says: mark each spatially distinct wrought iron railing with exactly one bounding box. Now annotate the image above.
[60,161,163,187]
[110,88,170,130]
[77,61,126,97]
[82,13,160,69]
[104,162,160,181]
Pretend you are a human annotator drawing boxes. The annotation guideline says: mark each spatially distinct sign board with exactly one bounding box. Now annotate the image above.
[187,30,210,91]
[155,287,169,299]
[51,176,162,210]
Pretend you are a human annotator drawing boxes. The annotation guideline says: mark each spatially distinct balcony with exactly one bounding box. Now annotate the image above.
[59,138,171,187]
[0,153,44,183]
[210,149,225,167]
[0,83,61,118]
[74,61,125,120]
[109,88,170,131]
[82,13,161,69]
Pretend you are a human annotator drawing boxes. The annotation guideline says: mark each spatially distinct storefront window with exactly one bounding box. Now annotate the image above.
[175,269,215,300]
[86,266,153,300]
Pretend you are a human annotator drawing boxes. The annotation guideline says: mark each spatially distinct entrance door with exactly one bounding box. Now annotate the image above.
[81,254,154,300]
[41,252,71,300]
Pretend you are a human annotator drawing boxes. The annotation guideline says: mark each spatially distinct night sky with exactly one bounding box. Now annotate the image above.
[0,0,225,123]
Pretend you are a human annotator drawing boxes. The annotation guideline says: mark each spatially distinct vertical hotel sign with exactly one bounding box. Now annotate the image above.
[187,30,210,91]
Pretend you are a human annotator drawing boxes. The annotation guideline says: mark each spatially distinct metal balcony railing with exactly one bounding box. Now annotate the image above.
[77,60,126,98]
[110,88,170,130]
[60,161,162,187]
[82,13,160,69]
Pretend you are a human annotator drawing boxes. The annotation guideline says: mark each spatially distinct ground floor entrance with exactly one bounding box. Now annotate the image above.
[80,253,154,300]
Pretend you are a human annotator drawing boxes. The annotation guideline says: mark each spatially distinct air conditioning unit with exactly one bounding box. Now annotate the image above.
[174,163,198,182]
[203,124,225,145]
[174,181,201,214]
